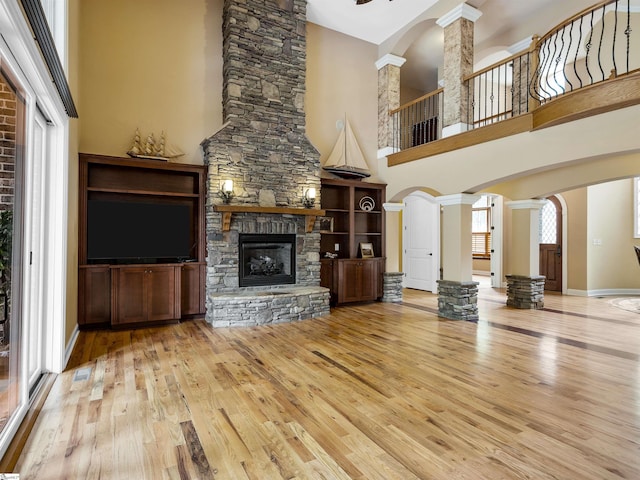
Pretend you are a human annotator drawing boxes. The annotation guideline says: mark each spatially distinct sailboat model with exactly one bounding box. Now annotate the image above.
[323,119,371,179]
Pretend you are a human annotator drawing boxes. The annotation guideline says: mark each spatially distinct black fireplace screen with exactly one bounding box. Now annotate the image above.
[239,234,296,287]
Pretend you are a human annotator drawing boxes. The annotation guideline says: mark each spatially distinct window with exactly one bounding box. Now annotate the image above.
[472,196,491,257]
[539,199,557,243]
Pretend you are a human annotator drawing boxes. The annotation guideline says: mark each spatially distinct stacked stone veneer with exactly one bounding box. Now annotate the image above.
[506,275,545,309]
[437,280,479,321]
[0,77,16,211]
[201,0,329,327]
[382,272,404,303]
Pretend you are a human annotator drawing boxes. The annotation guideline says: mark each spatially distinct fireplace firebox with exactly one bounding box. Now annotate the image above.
[239,234,296,287]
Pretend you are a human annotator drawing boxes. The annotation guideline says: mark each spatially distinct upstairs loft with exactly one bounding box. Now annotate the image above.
[386,0,640,167]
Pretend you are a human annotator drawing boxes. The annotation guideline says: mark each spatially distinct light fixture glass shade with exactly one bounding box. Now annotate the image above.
[303,187,316,208]
[222,179,234,193]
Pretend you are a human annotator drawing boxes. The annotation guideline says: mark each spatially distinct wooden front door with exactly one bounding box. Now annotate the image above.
[539,196,562,292]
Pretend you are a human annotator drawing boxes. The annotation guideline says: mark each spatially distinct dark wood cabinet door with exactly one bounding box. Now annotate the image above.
[337,259,380,304]
[180,263,204,316]
[358,260,378,301]
[113,267,147,325]
[146,267,179,322]
[113,266,180,325]
[79,267,111,326]
[338,260,361,303]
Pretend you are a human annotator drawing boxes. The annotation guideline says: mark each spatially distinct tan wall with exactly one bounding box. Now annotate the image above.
[306,23,379,180]
[562,188,588,292]
[79,0,223,165]
[473,258,490,273]
[587,179,640,292]
[65,0,80,344]
[400,85,426,105]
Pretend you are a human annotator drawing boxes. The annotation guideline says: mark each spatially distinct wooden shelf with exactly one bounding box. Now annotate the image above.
[88,187,199,198]
[319,178,386,306]
[213,205,326,233]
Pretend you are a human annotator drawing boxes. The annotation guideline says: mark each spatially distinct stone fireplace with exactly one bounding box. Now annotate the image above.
[201,0,330,327]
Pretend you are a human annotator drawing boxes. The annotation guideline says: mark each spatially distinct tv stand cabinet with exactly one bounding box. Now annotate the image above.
[78,154,206,328]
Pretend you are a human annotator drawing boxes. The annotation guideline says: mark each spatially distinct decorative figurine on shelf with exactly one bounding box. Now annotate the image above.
[143,133,156,156]
[127,129,184,161]
[129,128,142,156]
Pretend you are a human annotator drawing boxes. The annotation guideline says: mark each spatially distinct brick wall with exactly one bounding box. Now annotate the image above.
[0,76,16,211]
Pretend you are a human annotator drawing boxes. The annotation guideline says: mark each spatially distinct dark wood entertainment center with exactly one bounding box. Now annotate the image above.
[78,153,206,328]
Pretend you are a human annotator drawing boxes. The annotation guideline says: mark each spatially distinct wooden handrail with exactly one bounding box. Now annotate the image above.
[390,88,443,115]
[462,49,532,83]
[535,0,618,47]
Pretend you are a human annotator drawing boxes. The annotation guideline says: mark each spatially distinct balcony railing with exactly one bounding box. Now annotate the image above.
[390,0,638,151]
[389,88,443,152]
[465,49,534,128]
[532,0,639,104]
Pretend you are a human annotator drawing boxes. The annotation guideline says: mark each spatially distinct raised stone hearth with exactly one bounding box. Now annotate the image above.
[201,0,329,327]
[209,287,330,328]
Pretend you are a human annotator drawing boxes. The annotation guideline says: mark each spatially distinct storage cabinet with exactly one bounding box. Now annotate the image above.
[180,262,205,316]
[111,265,181,326]
[78,154,206,328]
[79,266,111,326]
[320,178,386,305]
[322,257,384,306]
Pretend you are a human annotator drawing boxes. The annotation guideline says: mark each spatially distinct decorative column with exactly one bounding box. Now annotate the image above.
[505,200,546,309]
[436,3,482,137]
[508,36,535,116]
[382,201,404,302]
[437,193,480,321]
[376,54,406,159]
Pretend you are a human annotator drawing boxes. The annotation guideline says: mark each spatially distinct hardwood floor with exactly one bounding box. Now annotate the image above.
[14,286,640,479]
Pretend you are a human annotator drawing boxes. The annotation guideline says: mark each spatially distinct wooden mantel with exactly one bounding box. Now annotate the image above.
[213,205,326,233]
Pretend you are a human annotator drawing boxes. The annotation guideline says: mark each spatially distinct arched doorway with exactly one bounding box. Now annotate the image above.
[539,196,563,292]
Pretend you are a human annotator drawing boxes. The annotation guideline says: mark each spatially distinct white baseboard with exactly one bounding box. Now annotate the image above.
[64,324,80,369]
[566,288,640,297]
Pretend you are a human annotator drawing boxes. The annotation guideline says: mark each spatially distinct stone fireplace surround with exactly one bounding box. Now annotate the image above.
[201,0,330,327]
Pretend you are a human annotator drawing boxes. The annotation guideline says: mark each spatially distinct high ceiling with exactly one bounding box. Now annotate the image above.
[306,0,601,92]
[306,0,441,45]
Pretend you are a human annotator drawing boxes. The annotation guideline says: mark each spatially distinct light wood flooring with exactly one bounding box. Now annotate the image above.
[13,286,640,479]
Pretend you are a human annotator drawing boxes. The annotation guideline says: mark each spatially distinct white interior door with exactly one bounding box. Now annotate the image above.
[489,195,503,288]
[403,192,439,292]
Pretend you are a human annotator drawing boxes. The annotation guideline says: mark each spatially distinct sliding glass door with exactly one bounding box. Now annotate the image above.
[0,67,25,434]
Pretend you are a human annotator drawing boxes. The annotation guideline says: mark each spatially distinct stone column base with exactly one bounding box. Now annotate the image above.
[437,280,479,321]
[506,275,545,309]
[382,272,404,303]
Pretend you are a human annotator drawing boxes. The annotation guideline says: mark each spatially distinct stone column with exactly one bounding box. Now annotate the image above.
[508,36,535,116]
[436,193,480,321]
[505,200,546,309]
[376,54,406,159]
[436,4,482,137]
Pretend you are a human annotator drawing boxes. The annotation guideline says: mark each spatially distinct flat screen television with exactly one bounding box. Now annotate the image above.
[87,200,192,263]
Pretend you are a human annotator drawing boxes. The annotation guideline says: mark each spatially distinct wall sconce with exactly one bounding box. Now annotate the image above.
[220,179,234,204]
[303,187,316,208]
